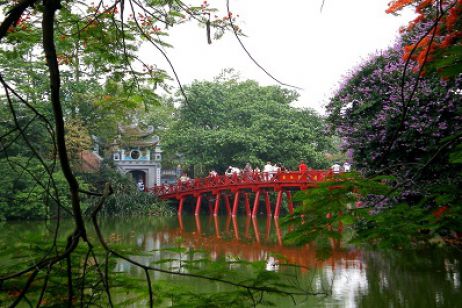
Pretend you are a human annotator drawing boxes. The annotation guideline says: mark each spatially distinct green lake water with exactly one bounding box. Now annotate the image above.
[1,215,461,307]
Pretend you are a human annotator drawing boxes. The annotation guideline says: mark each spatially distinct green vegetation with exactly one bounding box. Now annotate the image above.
[0,157,74,221]
[164,75,336,173]
[81,167,174,217]
[289,18,462,249]
[1,0,461,306]
[0,0,176,220]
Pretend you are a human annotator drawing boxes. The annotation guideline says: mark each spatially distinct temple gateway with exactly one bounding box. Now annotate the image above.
[110,123,162,188]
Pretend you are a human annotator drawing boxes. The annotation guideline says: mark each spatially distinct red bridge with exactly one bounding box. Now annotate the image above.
[151,170,332,217]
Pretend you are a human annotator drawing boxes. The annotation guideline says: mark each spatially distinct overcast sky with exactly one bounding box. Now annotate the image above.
[145,0,414,114]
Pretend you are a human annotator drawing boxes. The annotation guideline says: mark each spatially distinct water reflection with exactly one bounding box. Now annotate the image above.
[100,215,462,307]
[1,217,461,307]
[159,216,359,270]
[106,216,362,291]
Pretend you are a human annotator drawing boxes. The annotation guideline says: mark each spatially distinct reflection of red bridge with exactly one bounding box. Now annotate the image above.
[151,171,332,217]
[160,216,363,271]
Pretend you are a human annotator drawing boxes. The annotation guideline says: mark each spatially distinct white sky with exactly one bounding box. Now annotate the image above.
[144,0,414,114]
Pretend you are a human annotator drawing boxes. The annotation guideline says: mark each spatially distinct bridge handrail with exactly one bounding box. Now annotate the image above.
[151,170,332,197]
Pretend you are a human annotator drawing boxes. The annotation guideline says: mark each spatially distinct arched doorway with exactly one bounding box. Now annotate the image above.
[128,170,146,189]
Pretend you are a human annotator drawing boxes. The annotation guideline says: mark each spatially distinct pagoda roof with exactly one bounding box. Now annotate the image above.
[118,123,155,137]
[110,135,160,147]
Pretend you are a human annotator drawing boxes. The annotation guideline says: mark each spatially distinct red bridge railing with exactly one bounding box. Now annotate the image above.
[150,170,332,217]
[151,170,331,199]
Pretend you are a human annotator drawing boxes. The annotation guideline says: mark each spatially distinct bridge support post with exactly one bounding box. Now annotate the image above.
[207,197,213,214]
[252,216,261,243]
[213,193,221,216]
[226,215,231,232]
[244,193,251,216]
[232,191,240,216]
[274,190,283,218]
[232,216,239,240]
[274,217,283,245]
[224,193,231,216]
[286,191,294,214]
[252,190,261,217]
[178,197,185,216]
[265,216,272,240]
[195,215,202,235]
[213,215,220,238]
[195,194,203,216]
[178,214,184,230]
[265,191,272,217]
[244,215,251,238]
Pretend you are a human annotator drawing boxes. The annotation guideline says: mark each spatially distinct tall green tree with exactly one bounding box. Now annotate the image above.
[164,77,336,173]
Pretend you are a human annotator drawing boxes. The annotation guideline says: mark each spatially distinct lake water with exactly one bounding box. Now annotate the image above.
[1,215,461,307]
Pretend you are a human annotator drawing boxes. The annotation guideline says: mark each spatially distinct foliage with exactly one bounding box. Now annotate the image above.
[284,172,452,249]
[387,0,462,78]
[104,192,174,217]
[0,0,236,154]
[100,170,173,217]
[79,165,174,216]
[164,77,336,172]
[0,157,91,220]
[320,19,462,246]
[64,117,93,163]
[76,79,164,144]
[0,0,193,221]
[327,37,461,195]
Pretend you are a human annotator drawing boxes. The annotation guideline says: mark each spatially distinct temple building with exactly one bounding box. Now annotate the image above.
[109,123,162,188]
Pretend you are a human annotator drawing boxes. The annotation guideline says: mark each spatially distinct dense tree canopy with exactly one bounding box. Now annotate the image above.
[164,77,336,173]
[327,42,461,177]
[323,24,462,244]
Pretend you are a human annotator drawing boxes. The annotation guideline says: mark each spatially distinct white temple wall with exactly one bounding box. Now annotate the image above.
[115,162,161,187]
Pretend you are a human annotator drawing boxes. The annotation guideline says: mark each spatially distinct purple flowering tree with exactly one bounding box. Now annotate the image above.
[326,28,462,226]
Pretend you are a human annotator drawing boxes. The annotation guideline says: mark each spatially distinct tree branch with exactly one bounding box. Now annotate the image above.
[42,0,87,241]
[0,0,38,42]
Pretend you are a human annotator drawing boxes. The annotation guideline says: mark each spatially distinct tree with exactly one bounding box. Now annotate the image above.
[283,0,462,250]
[323,26,462,245]
[386,0,462,78]
[164,77,335,173]
[0,1,320,306]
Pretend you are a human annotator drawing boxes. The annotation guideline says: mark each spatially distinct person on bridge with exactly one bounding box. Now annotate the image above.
[244,162,253,173]
[208,170,218,184]
[273,163,282,174]
[298,160,308,172]
[179,173,190,185]
[225,166,241,177]
[263,161,274,180]
[343,161,351,172]
[243,163,253,179]
[331,163,341,174]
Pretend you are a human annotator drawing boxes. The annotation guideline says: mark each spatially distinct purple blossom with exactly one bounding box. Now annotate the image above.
[326,29,461,206]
